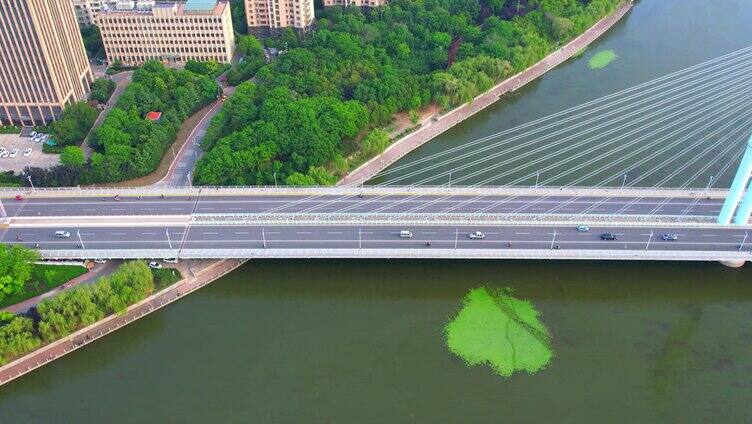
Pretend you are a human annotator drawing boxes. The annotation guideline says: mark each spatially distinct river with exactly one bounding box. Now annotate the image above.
[3,0,752,422]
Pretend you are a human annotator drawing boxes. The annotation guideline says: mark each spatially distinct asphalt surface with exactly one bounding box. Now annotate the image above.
[4,224,750,254]
[1,194,724,218]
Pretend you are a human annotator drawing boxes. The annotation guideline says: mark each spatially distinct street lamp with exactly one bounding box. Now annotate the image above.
[27,176,34,193]
[646,230,653,251]
[620,174,627,191]
[273,172,278,188]
[534,171,540,191]
[166,228,173,250]
[77,229,85,250]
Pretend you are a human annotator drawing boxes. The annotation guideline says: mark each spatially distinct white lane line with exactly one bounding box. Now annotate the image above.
[81,233,96,236]
[142,232,156,235]
[141,208,154,211]
[515,232,530,235]
[297,231,312,234]
[112,208,124,211]
[326,231,343,235]
[234,231,250,235]
[702,234,716,237]
[169,208,183,211]
[203,232,219,235]
[422,231,437,235]
[112,232,126,236]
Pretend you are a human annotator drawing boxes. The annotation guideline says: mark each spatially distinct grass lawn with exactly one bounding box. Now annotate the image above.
[0,264,87,309]
[151,267,183,291]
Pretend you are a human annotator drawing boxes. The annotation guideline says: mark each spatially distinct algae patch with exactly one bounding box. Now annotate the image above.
[588,50,618,69]
[444,287,553,377]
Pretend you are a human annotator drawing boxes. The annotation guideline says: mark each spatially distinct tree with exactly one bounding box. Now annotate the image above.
[0,245,39,302]
[51,102,99,146]
[60,146,86,168]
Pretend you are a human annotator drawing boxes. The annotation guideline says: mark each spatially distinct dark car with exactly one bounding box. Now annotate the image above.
[661,233,678,241]
[600,233,618,241]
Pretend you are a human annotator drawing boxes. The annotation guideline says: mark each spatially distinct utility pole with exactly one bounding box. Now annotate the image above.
[535,171,540,191]
[448,172,452,189]
[186,172,191,187]
[262,228,267,248]
[77,229,85,250]
[621,174,627,192]
[550,229,557,249]
[166,228,173,250]
[454,228,459,250]
[646,230,653,251]
[27,176,35,193]
[273,172,278,188]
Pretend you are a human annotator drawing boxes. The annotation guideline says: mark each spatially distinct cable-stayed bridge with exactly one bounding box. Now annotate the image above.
[4,45,752,266]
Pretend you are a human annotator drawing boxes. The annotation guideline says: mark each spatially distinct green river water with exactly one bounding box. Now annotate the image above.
[3,0,752,422]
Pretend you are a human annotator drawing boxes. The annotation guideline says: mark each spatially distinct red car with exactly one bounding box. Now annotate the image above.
[15,194,23,201]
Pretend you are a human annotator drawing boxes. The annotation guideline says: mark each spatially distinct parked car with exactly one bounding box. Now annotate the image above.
[468,231,486,239]
[28,131,37,138]
[23,148,32,157]
[577,225,590,232]
[600,233,618,241]
[148,261,162,269]
[0,151,9,158]
[661,233,678,241]
[221,95,228,102]
[163,258,178,263]
[9,148,18,158]
[93,258,108,264]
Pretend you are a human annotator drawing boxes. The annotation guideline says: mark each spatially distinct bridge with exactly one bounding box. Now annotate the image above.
[4,44,752,266]
[2,185,752,265]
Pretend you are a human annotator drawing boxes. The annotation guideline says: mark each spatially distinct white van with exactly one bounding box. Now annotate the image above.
[400,230,413,239]
[54,230,71,238]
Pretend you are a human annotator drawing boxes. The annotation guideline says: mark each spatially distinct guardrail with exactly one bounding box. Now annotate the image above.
[36,248,752,262]
[0,185,729,199]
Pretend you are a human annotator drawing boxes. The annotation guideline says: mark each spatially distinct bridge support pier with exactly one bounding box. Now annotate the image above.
[720,260,746,268]
[718,133,752,225]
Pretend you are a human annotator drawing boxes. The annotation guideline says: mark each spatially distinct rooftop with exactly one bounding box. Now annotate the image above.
[100,0,224,16]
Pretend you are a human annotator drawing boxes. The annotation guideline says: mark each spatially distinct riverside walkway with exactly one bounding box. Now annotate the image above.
[0,258,246,387]
[338,0,634,186]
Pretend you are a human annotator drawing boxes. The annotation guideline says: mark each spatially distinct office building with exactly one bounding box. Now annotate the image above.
[72,0,117,27]
[0,0,93,127]
[244,0,314,36]
[97,0,236,67]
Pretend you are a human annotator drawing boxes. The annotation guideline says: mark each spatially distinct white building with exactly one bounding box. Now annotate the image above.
[97,0,236,66]
[244,0,314,36]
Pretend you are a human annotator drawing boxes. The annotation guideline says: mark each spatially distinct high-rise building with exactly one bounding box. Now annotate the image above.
[323,0,386,7]
[97,0,236,67]
[244,0,314,36]
[0,0,93,127]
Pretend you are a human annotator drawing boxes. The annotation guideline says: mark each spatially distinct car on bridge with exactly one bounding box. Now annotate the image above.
[54,230,71,238]
[400,230,413,239]
[577,225,590,232]
[600,233,618,241]
[661,233,678,241]
[468,231,486,239]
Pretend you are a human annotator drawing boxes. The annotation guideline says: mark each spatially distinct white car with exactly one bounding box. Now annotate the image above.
[468,231,486,239]
[93,258,108,264]
[163,258,178,264]
[23,148,32,157]
[148,261,162,269]
[28,131,37,138]
[9,148,18,158]
[0,151,9,158]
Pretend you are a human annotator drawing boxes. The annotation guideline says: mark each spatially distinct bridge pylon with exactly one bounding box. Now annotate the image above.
[718,132,752,225]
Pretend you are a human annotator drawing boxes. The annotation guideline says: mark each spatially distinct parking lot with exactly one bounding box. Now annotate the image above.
[0,134,59,173]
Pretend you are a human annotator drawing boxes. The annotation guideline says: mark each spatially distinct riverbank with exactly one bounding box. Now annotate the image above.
[338,0,634,186]
[0,259,245,386]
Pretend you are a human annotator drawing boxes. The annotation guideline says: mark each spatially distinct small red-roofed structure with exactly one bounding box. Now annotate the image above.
[146,111,162,122]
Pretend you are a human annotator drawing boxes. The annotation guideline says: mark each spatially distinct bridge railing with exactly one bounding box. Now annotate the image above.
[0,185,729,199]
[36,247,752,262]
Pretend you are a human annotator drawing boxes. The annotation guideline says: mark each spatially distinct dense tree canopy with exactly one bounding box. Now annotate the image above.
[195,0,620,186]
[0,245,39,303]
[23,61,219,187]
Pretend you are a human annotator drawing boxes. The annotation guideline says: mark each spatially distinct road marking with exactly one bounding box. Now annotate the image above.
[702,234,716,237]
[234,231,249,235]
[327,231,343,234]
[515,232,530,235]
[112,232,126,236]
[203,232,219,235]
[141,208,154,211]
[297,231,312,234]
[142,232,156,235]
[112,208,124,211]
